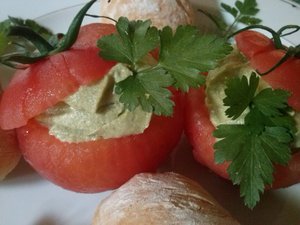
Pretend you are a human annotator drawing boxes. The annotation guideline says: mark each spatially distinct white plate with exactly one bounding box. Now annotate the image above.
[1,2,300,225]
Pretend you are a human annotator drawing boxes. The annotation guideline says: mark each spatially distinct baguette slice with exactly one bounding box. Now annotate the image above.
[99,0,195,29]
[93,172,240,225]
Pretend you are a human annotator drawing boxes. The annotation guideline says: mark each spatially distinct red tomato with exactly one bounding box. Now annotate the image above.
[236,30,300,111]
[185,30,300,188]
[17,91,183,192]
[184,88,229,180]
[0,23,116,130]
[0,88,21,179]
[0,128,21,180]
[0,23,184,192]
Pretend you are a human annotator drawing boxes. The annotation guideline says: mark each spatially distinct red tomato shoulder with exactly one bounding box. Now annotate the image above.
[235,30,300,111]
[0,23,116,130]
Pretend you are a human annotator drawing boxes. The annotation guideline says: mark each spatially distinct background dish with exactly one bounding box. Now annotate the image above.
[0,1,300,225]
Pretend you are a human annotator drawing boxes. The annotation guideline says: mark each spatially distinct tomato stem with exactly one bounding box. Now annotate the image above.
[228,24,285,49]
[256,48,293,76]
[229,24,300,76]
[51,0,98,54]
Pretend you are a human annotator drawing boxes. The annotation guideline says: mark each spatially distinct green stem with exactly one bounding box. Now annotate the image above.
[256,48,293,75]
[225,15,240,38]
[85,14,118,23]
[277,25,300,38]
[227,24,284,49]
[1,52,47,69]
[51,0,97,54]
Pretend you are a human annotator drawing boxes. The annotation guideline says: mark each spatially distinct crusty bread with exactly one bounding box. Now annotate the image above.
[93,172,240,225]
[99,0,195,29]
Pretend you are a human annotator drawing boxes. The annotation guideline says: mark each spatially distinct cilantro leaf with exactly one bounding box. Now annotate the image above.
[253,88,290,116]
[238,16,262,25]
[214,0,261,37]
[99,19,232,116]
[214,124,250,163]
[224,73,259,119]
[98,17,159,65]
[115,68,174,116]
[213,73,296,209]
[159,25,232,91]
[261,127,292,164]
[221,3,238,17]
[235,0,259,15]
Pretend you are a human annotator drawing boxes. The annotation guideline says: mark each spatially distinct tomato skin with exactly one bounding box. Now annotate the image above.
[184,88,229,180]
[251,50,300,111]
[17,92,184,193]
[236,30,300,111]
[235,30,274,59]
[0,23,116,130]
[273,153,300,188]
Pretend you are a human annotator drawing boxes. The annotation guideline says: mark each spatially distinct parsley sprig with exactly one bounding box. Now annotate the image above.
[98,17,232,116]
[198,0,261,38]
[221,0,261,27]
[213,73,296,209]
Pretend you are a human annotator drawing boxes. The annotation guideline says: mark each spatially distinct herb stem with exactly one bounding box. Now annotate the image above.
[227,24,284,49]
[225,15,240,38]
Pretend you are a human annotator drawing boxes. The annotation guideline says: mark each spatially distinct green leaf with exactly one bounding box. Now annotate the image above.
[8,17,56,44]
[261,127,292,164]
[159,25,232,91]
[221,3,238,17]
[239,16,262,25]
[52,0,98,53]
[214,122,293,208]
[115,68,175,116]
[215,70,296,208]
[98,17,159,65]
[235,0,260,15]
[8,26,54,53]
[99,20,232,116]
[224,73,259,119]
[253,88,290,117]
[214,124,250,163]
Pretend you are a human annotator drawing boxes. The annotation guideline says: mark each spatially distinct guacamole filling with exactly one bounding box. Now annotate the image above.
[37,61,154,143]
[205,49,300,148]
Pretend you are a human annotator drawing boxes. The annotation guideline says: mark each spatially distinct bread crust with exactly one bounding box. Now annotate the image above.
[93,172,240,225]
[99,0,195,29]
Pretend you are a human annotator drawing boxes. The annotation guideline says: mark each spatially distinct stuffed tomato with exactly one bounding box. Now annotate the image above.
[185,30,300,189]
[0,23,184,192]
